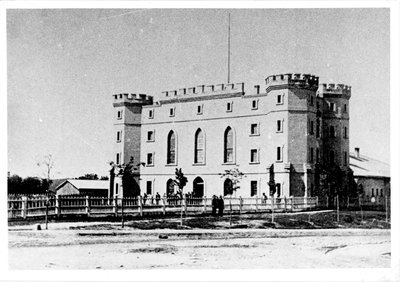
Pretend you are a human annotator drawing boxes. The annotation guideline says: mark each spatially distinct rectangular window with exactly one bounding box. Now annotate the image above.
[371,188,374,196]
[316,119,321,138]
[381,189,383,196]
[316,148,320,163]
[116,153,120,165]
[343,151,347,166]
[147,131,154,142]
[344,104,347,113]
[149,109,154,119]
[169,108,175,117]
[277,120,283,132]
[226,102,232,112]
[197,105,203,115]
[309,120,314,135]
[147,153,154,166]
[309,147,314,163]
[310,96,314,106]
[250,123,259,135]
[116,131,122,142]
[329,126,335,138]
[115,183,119,195]
[329,102,336,112]
[329,151,335,165]
[343,127,348,139]
[277,146,282,162]
[117,110,123,120]
[276,183,281,197]
[252,99,258,110]
[276,94,283,105]
[146,181,152,195]
[250,149,259,163]
[250,181,258,197]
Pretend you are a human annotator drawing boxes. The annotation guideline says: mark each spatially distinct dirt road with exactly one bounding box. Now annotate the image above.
[9,227,390,269]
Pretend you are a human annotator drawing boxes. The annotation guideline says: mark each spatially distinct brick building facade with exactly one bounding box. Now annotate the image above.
[111,73,351,198]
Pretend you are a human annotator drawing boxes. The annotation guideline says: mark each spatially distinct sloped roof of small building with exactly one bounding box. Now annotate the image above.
[349,153,390,178]
[56,179,109,190]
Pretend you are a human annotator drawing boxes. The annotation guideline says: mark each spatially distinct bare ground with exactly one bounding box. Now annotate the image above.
[8,211,391,269]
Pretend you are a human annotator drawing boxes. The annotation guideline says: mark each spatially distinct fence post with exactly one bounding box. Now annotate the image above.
[113,196,118,217]
[138,195,143,216]
[385,195,388,223]
[85,195,90,216]
[183,196,187,214]
[255,196,258,212]
[336,196,340,223]
[271,196,275,223]
[162,196,166,215]
[284,197,287,212]
[21,196,28,219]
[55,195,61,217]
[203,196,207,213]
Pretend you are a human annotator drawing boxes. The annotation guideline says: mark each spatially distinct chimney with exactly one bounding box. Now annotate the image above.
[355,147,360,158]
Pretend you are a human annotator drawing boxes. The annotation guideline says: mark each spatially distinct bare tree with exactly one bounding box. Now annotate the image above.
[37,154,55,190]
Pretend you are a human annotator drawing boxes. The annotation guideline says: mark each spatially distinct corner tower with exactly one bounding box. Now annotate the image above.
[265,73,319,197]
[112,93,153,198]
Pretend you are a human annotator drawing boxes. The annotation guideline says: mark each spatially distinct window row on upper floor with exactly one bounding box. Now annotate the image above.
[143,127,285,167]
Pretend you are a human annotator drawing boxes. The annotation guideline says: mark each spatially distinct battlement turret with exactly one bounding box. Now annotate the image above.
[112,93,154,106]
[265,73,319,91]
[318,83,351,97]
[161,82,244,99]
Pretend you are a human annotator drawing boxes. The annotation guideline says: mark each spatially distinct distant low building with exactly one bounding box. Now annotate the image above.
[55,179,109,197]
[349,148,390,197]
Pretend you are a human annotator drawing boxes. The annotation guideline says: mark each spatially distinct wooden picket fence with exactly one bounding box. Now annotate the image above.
[7,195,319,220]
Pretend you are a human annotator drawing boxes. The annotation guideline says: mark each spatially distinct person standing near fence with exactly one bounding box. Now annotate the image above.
[218,196,224,217]
[211,195,218,216]
[155,192,161,205]
[262,193,267,204]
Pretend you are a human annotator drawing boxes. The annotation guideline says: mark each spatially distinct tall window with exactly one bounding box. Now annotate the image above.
[277,146,282,161]
[316,119,321,138]
[309,120,314,135]
[146,181,152,195]
[343,126,348,139]
[250,181,258,197]
[116,153,121,165]
[194,129,205,164]
[147,153,154,166]
[277,120,283,132]
[343,151,347,166]
[329,151,335,165]
[329,126,335,138]
[167,131,176,164]
[117,110,123,120]
[250,149,259,163]
[224,127,234,163]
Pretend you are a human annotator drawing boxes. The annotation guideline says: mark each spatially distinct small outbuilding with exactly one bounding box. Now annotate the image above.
[350,148,390,197]
[55,179,109,197]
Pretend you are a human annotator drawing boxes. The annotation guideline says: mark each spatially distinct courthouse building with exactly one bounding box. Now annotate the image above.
[112,73,351,198]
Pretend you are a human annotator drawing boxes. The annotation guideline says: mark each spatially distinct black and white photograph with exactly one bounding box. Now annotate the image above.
[2,1,399,281]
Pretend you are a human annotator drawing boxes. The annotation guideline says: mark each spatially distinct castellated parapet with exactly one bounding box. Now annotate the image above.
[318,83,351,97]
[112,93,154,106]
[161,82,245,99]
[265,73,319,91]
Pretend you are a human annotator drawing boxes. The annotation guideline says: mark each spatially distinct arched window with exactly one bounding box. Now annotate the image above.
[166,179,175,196]
[193,177,204,197]
[194,129,205,164]
[224,178,233,196]
[224,127,234,163]
[167,130,176,164]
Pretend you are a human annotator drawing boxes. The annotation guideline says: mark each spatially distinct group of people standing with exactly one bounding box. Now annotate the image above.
[211,195,224,216]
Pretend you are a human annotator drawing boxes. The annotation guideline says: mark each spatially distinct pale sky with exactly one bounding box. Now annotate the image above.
[7,8,390,178]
